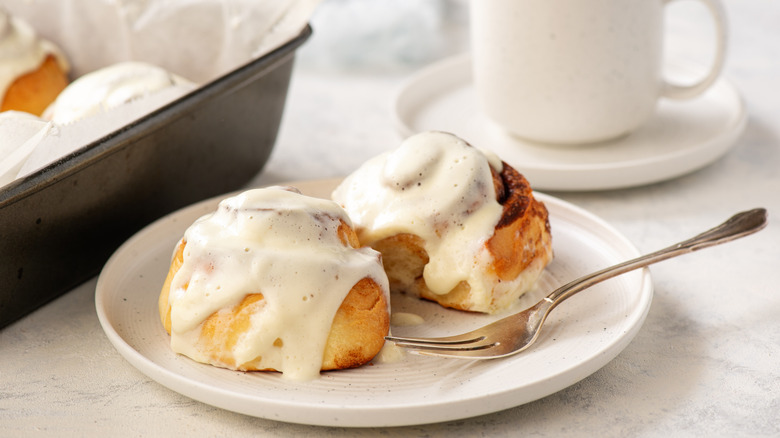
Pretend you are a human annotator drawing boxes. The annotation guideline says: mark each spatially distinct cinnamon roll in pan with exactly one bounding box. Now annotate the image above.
[0,10,69,116]
[42,61,195,125]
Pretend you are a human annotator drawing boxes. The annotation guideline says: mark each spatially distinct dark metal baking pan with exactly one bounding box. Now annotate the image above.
[0,25,312,328]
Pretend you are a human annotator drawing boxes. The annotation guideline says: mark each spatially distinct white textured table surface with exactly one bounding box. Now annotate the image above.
[2,1,778,436]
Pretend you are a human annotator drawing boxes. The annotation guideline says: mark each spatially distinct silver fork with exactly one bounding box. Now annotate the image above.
[385,208,768,359]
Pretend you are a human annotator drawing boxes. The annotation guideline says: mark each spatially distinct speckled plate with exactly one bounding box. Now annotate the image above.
[95,178,653,427]
[394,53,746,191]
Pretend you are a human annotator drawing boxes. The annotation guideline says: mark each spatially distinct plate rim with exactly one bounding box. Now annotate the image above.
[95,179,653,427]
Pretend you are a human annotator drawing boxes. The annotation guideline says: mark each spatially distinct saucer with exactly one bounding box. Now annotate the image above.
[393,53,747,191]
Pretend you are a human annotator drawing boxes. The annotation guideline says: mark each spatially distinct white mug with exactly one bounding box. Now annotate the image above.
[470,0,727,145]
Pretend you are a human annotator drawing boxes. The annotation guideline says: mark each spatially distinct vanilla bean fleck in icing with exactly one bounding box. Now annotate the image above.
[167,186,389,381]
[43,61,194,124]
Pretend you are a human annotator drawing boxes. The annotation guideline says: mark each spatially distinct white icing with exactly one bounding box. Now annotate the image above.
[0,9,68,102]
[390,312,424,327]
[332,131,504,303]
[373,340,405,364]
[43,61,194,124]
[167,186,389,381]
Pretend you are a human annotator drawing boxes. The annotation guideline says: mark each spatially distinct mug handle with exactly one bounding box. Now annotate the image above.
[661,0,728,100]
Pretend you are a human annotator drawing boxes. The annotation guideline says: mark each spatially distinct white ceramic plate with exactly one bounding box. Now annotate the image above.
[95,179,653,427]
[394,53,747,191]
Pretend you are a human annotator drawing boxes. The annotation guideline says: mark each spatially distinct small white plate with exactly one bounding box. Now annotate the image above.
[95,179,653,427]
[394,53,747,191]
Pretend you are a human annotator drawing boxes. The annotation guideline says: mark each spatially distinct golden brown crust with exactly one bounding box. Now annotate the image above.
[322,277,389,370]
[373,160,553,313]
[197,293,268,370]
[157,239,184,335]
[158,223,389,373]
[1,55,68,116]
[486,162,552,281]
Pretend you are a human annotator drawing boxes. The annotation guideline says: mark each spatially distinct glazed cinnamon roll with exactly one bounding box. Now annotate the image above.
[0,9,69,116]
[158,186,390,381]
[332,131,553,314]
[43,61,195,124]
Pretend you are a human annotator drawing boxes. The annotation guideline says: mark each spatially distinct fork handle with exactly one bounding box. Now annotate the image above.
[545,208,768,306]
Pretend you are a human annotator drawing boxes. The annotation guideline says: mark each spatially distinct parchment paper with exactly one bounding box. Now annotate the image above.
[0,0,319,185]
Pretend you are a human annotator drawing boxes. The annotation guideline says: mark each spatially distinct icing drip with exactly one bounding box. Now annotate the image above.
[168,186,389,381]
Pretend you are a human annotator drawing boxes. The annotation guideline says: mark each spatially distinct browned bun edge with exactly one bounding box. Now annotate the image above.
[321,276,389,371]
[2,55,68,116]
[486,161,552,281]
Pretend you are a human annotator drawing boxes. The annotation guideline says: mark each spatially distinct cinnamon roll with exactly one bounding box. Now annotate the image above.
[0,9,69,116]
[158,186,390,381]
[43,61,194,124]
[332,131,553,314]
